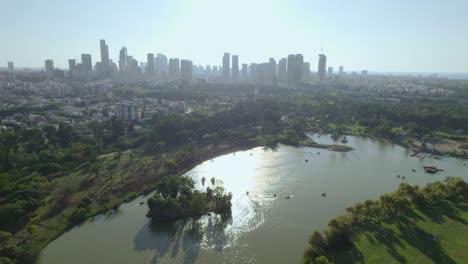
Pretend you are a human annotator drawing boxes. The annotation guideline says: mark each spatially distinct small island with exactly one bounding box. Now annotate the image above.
[147,176,232,221]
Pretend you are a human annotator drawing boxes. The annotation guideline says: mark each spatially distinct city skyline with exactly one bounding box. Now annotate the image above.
[2,0,468,73]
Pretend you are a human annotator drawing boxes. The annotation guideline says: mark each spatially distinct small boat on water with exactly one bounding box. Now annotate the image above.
[423,165,443,174]
[285,195,291,199]
[321,192,326,197]
[412,169,416,172]
[139,201,145,205]
[305,159,309,162]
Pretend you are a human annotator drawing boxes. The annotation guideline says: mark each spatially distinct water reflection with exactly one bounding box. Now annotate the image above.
[40,136,468,264]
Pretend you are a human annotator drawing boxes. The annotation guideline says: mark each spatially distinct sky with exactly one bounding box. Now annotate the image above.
[2,0,468,73]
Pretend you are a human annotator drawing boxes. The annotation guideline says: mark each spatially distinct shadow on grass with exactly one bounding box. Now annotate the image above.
[333,243,365,264]
[397,220,455,264]
[360,222,407,263]
[417,201,468,225]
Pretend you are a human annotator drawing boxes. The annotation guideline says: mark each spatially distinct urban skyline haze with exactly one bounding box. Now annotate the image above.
[2,0,468,73]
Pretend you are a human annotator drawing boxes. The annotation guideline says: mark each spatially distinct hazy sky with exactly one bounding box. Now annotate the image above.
[2,0,468,72]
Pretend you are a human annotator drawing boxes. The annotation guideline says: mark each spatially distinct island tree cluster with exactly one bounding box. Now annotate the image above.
[147,176,232,221]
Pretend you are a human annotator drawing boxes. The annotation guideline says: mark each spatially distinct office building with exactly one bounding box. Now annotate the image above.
[278,58,287,82]
[231,55,239,79]
[81,54,92,72]
[45,59,54,74]
[68,59,76,72]
[223,53,230,81]
[269,58,277,82]
[7,62,15,81]
[119,47,127,73]
[100,39,109,66]
[241,63,248,79]
[156,53,168,79]
[328,67,333,75]
[318,54,327,81]
[287,54,303,85]
[180,59,193,81]
[339,66,344,75]
[147,53,155,76]
[303,62,310,79]
[168,58,180,81]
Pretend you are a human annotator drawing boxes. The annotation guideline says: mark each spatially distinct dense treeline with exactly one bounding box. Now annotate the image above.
[302,177,468,264]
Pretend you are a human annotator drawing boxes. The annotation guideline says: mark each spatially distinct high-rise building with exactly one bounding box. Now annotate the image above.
[287,54,303,86]
[100,39,109,66]
[156,53,168,79]
[81,54,92,72]
[168,58,180,81]
[241,64,248,79]
[222,53,230,81]
[278,58,287,82]
[231,55,239,80]
[339,66,344,74]
[318,54,327,81]
[269,58,277,82]
[303,62,310,79]
[295,54,303,83]
[361,70,368,76]
[119,47,127,73]
[287,54,296,85]
[68,59,76,72]
[328,67,333,75]
[7,62,15,81]
[45,59,54,74]
[180,59,193,82]
[147,53,155,76]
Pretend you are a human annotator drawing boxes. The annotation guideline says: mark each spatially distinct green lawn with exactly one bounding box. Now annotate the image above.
[434,131,468,142]
[335,201,468,264]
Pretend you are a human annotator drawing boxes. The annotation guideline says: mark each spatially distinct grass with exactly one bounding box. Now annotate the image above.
[434,131,468,142]
[334,201,468,264]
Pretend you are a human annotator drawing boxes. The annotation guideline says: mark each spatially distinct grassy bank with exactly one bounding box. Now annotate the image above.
[302,178,468,264]
[335,201,468,263]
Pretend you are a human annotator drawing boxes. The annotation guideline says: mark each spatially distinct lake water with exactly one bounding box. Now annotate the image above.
[39,135,468,264]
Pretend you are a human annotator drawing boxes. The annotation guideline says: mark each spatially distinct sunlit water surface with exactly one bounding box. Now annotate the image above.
[39,135,468,264]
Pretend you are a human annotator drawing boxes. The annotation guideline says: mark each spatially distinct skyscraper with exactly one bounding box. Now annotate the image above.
[339,66,344,75]
[269,58,277,82]
[147,53,155,76]
[81,54,92,72]
[68,59,76,76]
[231,55,239,80]
[278,58,287,82]
[180,59,193,82]
[287,54,296,85]
[100,39,109,66]
[156,53,168,79]
[168,58,180,81]
[241,64,248,79]
[328,67,333,75]
[222,53,230,81]
[45,59,54,74]
[119,47,127,73]
[7,62,15,81]
[318,54,327,81]
[287,54,303,86]
[303,62,310,79]
[295,54,303,83]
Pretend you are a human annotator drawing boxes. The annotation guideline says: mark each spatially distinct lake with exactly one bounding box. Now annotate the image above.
[39,135,468,264]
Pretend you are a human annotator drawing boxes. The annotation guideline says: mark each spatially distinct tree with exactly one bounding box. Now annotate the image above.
[210,177,216,186]
[201,176,206,187]
[57,122,75,148]
[308,231,327,253]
